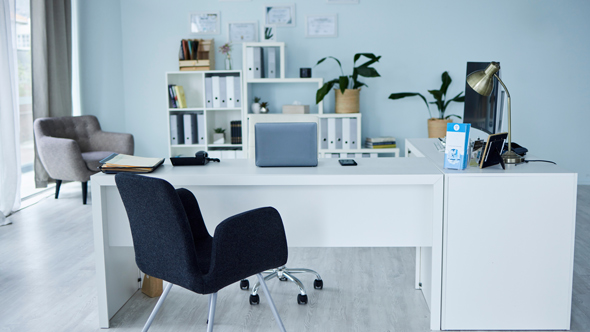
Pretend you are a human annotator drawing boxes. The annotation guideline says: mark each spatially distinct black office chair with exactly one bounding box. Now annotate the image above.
[115,173,288,332]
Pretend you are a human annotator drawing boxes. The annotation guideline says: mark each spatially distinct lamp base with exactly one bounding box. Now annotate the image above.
[502,150,524,164]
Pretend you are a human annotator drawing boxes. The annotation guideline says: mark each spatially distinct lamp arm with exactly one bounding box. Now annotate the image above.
[494,73,512,153]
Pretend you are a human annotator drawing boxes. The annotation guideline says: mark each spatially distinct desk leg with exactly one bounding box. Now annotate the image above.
[93,185,139,328]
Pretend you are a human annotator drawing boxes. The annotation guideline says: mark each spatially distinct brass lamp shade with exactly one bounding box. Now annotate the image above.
[467,62,500,96]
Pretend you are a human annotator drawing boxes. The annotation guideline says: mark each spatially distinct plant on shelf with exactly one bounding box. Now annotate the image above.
[314,53,381,113]
[213,128,226,144]
[388,71,465,138]
[251,96,261,114]
[218,42,232,70]
[259,101,269,114]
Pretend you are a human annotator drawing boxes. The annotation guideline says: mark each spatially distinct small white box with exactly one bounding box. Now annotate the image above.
[282,105,310,114]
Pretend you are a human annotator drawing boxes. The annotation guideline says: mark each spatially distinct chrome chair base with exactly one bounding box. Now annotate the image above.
[242,266,323,305]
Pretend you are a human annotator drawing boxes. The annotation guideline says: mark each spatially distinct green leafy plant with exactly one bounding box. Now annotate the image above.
[254,96,261,103]
[260,102,268,108]
[388,71,465,119]
[214,128,225,134]
[314,53,382,104]
[264,27,274,40]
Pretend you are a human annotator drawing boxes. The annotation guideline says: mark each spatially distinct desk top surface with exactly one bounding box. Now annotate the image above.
[91,157,443,187]
[407,138,577,177]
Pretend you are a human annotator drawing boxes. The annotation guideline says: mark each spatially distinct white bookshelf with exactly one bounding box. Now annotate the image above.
[166,70,245,158]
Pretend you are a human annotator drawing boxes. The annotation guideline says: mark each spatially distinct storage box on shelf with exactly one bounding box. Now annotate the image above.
[241,42,398,158]
[166,70,244,158]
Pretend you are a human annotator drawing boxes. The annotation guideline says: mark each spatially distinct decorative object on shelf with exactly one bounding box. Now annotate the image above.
[190,12,220,35]
[178,39,215,71]
[264,4,296,27]
[315,53,381,114]
[466,62,523,165]
[218,42,232,70]
[228,21,258,43]
[213,128,226,144]
[259,101,269,114]
[388,71,464,138]
[251,96,261,114]
[263,25,276,41]
[305,14,338,38]
[300,67,312,78]
[282,102,310,114]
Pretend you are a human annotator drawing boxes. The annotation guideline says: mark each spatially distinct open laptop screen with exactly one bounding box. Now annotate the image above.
[255,122,318,167]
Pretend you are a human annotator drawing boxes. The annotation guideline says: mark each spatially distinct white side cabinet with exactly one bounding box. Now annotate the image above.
[406,138,578,330]
[166,70,244,158]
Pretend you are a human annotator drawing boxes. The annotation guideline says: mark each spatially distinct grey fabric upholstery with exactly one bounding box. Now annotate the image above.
[34,115,134,182]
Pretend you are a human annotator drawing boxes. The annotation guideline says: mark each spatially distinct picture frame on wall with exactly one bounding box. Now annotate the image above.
[228,21,259,43]
[190,12,221,34]
[263,25,277,41]
[264,4,295,27]
[305,14,337,38]
[326,0,359,3]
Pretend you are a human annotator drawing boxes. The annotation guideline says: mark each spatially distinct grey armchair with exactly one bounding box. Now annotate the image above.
[34,115,134,204]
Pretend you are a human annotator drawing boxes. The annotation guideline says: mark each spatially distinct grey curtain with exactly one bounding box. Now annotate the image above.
[31,0,72,188]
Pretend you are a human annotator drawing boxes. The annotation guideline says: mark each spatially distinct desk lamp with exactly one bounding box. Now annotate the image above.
[467,62,523,164]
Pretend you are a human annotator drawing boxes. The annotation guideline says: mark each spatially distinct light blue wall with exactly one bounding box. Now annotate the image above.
[78,0,590,184]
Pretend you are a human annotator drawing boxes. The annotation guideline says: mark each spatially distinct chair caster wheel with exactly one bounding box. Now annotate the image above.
[279,276,288,281]
[297,294,308,305]
[314,279,323,289]
[249,294,260,305]
[240,279,249,290]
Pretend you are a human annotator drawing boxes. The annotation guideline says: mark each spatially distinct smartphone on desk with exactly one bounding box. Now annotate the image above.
[339,159,357,166]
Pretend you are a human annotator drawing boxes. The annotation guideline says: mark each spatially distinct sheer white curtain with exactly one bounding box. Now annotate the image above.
[0,0,22,226]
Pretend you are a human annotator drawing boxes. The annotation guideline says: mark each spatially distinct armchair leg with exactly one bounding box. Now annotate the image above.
[257,273,287,332]
[142,282,173,332]
[206,293,217,332]
[82,181,88,204]
[55,180,62,199]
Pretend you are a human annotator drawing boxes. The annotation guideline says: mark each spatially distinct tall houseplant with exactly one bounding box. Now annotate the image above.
[315,53,381,113]
[388,71,465,138]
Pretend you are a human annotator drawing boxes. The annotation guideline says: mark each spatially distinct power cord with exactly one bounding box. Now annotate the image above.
[523,159,556,165]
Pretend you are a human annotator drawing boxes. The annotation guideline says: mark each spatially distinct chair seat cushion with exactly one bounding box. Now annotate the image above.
[82,151,116,172]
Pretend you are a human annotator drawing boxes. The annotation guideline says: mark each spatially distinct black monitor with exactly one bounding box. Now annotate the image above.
[463,62,504,135]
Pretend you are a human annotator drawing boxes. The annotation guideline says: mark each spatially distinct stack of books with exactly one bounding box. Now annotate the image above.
[365,137,397,149]
[99,154,164,173]
[230,120,242,144]
[168,84,187,108]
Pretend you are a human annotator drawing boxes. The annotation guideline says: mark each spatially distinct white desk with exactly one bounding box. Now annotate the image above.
[406,138,578,330]
[92,157,444,329]
[92,142,578,330]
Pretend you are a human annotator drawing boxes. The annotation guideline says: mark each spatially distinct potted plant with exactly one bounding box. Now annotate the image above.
[259,101,269,114]
[218,42,232,70]
[315,53,381,113]
[388,71,465,138]
[251,97,261,114]
[213,128,225,144]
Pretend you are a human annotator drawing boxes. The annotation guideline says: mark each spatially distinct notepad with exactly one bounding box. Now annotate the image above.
[99,154,165,173]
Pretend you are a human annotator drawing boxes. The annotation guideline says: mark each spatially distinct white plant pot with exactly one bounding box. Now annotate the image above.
[213,133,225,144]
[251,103,261,114]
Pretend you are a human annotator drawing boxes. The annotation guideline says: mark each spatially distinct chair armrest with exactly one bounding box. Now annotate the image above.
[36,136,93,181]
[91,131,134,155]
[204,207,288,292]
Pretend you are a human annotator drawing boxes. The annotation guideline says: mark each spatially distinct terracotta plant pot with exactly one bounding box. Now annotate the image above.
[427,118,452,138]
[334,88,360,114]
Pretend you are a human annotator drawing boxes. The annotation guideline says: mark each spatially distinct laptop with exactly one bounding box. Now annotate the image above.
[255,122,318,167]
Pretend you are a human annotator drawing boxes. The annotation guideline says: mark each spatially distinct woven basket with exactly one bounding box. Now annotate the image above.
[427,118,452,138]
[334,88,360,114]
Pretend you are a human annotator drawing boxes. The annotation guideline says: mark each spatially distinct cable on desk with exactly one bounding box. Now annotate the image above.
[523,159,556,165]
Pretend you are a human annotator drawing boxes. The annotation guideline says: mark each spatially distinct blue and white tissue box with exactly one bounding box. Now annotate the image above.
[444,123,471,170]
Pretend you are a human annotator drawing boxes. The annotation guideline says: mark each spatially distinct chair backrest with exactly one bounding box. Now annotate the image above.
[115,173,204,290]
[33,115,101,152]
[247,114,319,159]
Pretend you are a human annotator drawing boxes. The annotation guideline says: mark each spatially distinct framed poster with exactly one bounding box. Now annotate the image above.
[228,21,258,43]
[190,12,220,34]
[263,25,277,41]
[326,0,359,3]
[305,14,337,38]
[264,4,295,27]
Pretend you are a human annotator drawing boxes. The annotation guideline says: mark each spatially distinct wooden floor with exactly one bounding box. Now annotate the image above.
[0,183,589,332]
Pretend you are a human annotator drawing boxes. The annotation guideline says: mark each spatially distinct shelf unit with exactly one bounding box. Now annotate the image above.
[241,42,398,158]
[166,70,244,158]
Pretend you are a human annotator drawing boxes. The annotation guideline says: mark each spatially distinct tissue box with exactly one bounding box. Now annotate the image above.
[282,105,310,114]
